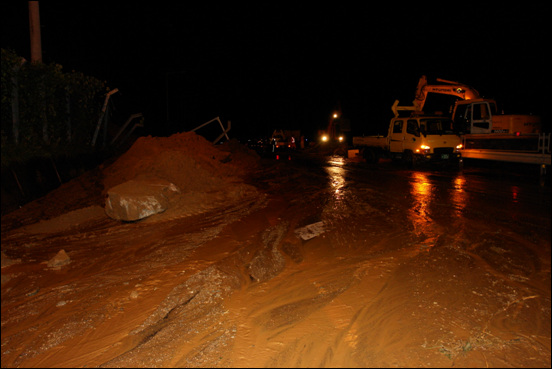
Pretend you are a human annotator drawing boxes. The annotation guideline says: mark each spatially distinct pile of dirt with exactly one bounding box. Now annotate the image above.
[102,133,260,194]
[1,133,263,231]
[101,133,264,222]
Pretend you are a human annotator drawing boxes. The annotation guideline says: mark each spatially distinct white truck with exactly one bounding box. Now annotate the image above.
[352,100,463,166]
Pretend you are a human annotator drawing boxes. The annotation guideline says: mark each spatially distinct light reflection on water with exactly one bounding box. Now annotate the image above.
[312,155,548,255]
[324,156,347,215]
[410,172,432,219]
[322,156,476,250]
[409,171,468,250]
[451,175,467,214]
[327,157,346,198]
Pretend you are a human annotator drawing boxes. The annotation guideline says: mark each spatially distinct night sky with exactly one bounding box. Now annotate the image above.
[2,3,548,139]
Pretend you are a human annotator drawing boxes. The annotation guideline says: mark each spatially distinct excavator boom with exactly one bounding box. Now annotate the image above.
[413,75,480,111]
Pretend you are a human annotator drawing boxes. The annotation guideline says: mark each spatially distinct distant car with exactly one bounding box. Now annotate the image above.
[270,133,289,151]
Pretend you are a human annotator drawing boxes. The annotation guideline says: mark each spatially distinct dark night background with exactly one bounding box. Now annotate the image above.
[1,2,549,141]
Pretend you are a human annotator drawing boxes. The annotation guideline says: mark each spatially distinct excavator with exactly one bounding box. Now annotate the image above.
[412,76,549,172]
[412,75,541,134]
[413,75,480,113]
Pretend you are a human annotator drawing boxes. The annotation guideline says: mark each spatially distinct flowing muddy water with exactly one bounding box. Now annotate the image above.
[1,150,550,368]
[222,155,551,367]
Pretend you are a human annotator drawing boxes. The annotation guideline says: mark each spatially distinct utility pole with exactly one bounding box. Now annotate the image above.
[28,1,42,63]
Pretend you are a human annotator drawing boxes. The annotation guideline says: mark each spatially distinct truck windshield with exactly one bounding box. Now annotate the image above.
[419,118,456,135]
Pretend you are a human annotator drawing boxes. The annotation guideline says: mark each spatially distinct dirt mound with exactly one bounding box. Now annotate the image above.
[102,133,260,194]
[1,133,262,232]
[100,133,264,222]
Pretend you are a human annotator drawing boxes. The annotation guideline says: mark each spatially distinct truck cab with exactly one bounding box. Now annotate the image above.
[353,100,463,166]
[453,99,542,134]
[390,115,463,163]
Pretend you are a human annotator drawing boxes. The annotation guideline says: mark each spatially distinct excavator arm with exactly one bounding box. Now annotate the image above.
[413,75,480,112]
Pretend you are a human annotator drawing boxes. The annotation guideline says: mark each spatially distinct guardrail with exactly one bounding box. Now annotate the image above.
[460,132,551,176]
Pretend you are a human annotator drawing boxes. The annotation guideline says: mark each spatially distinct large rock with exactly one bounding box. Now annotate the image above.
[47,249,71,268]
[105,178,180,221]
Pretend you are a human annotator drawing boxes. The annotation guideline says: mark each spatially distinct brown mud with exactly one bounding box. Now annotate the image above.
[2,133,550,367]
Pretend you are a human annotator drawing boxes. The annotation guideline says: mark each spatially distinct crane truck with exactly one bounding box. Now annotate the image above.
[412,76,550,172]
[352,100,463,166]
[413,75,541,135]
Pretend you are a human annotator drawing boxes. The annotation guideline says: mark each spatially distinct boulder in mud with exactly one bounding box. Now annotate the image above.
[105,178,181,221]
[47,249,71,268]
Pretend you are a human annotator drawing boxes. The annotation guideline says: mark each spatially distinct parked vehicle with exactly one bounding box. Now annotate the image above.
[352,101,462,166]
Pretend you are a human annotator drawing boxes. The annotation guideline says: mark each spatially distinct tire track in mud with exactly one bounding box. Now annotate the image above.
[221,158,551,368]
[218,158,423,366]
[221,231,426,367]
[97,158,336,367]
[215,159,428,366]
[99,215,298,367]
[1,186,271,367]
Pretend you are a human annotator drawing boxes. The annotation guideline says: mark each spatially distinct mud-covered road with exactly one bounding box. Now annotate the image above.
[1,147,550,368]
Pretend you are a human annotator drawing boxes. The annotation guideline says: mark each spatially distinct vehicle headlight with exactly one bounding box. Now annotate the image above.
[415,145,430,154]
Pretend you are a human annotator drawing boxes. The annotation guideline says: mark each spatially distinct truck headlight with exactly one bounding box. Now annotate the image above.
[416,145,430,154]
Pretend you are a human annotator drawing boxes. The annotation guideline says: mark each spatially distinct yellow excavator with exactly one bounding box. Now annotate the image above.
[413,75,480,112]
[412,75,541,134]
[411,76,549,172]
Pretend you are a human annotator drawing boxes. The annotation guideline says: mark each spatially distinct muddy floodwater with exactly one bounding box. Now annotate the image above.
[1,145,550,368]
